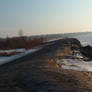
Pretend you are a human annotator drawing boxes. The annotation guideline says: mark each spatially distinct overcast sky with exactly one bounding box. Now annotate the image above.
[0,0,92,37]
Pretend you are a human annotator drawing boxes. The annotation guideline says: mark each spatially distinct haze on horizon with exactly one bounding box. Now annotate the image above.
[0,0,92,37]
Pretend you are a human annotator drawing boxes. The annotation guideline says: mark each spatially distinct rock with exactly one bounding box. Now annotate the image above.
[80,45,92,59]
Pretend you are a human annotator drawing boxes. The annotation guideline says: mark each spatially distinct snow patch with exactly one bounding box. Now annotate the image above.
[0,49,39,65]
[0,48,26,53]
[57,59,92,72]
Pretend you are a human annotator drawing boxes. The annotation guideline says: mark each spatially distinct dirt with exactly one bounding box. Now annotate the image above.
[0,38,92,92]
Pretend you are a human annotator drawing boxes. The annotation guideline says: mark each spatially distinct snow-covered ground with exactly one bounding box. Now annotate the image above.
[57,59,92,72]
[0,49,39,65]
[0,48,26,53]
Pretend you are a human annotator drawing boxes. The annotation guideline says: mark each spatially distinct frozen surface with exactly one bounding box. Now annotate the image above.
[0,48,26,53]
[0,49,39,65]
[57,59,92,72]
[75,34,92,46]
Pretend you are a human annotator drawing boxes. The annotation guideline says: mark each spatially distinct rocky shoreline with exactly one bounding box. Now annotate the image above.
[0,38,92,92]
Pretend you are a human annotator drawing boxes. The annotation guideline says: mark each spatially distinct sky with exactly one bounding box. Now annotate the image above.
[0,0,92,37]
